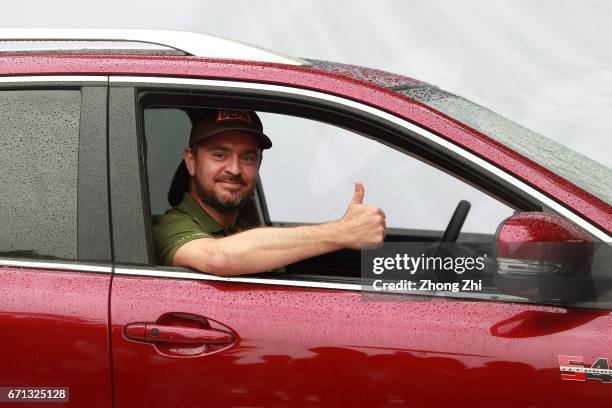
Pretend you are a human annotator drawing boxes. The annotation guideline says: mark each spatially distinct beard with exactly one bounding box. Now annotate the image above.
[192,172,254,214]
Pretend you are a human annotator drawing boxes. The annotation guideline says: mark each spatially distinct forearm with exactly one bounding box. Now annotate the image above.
[223,223,344,274]
[173,181,386,276]
[181,222,345,276]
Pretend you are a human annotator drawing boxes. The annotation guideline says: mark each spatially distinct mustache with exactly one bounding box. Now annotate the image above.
[214,174,246,185]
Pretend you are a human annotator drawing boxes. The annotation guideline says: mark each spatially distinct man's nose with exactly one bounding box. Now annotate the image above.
[225,154,241,175]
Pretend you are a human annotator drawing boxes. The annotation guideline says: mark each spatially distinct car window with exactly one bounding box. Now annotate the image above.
[257,112,514,234]
[144,108,191,216]
[140,101,612,308]
[0,90,80,260]
[144,108,514,234]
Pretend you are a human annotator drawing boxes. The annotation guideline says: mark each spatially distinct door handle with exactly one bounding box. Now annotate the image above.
[124,322,234,345]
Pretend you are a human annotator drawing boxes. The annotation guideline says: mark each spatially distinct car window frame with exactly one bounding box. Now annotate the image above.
[107,75,609,304]
[0,75,112,271]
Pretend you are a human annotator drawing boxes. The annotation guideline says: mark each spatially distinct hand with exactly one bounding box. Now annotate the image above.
[337,181,386,250]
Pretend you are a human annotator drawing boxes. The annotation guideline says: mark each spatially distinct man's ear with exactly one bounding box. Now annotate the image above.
[184,147,197,176]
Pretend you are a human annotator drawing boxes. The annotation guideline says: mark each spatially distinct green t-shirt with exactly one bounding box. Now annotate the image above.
[154,193,239,266]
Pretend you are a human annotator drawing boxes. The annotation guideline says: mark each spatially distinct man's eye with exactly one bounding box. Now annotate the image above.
[243,155,257,164]
[212,152,226,159]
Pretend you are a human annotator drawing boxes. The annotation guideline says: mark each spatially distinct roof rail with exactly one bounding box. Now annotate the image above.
[0,28,307,66]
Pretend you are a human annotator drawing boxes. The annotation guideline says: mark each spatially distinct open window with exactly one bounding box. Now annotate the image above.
[139,90,540,286]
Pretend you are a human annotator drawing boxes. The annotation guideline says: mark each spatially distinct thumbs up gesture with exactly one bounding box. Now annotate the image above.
[338,181,386,250]
[351,179,365,204]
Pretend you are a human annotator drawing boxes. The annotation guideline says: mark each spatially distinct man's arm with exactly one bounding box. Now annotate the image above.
[173,181,386,276]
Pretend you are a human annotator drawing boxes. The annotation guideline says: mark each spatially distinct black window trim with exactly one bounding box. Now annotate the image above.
[136,90,541,221]
[0,78,111,266]
[108,82,546,268]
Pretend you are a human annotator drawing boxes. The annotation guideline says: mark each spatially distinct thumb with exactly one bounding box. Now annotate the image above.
[351,180,365,205]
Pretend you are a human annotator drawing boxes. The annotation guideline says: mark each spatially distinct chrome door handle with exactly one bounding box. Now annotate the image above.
[124,322,234,345]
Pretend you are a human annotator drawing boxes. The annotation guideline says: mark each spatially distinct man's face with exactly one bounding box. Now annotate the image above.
[185,130,261,213]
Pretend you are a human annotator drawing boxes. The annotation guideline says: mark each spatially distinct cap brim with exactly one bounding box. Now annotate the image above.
[192,128,272,149]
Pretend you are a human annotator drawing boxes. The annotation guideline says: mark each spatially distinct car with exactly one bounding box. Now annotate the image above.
[0,29,610,407]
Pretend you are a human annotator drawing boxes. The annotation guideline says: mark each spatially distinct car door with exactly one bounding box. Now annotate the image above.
[108,77,612,407]
[0,77,113,406]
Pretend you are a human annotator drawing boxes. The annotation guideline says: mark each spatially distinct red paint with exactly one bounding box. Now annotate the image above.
[0,268,112,407]
[2,50,611,407]
[110,276,612,407]
[1,54,608,232]
[498,212,593,244]
[497,212,593,265]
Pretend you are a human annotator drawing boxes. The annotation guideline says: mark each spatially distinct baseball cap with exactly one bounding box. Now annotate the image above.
[189,109,272,149]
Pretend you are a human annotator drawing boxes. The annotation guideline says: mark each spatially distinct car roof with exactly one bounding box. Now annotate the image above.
[0,28,307,65]
[0,28,430,90]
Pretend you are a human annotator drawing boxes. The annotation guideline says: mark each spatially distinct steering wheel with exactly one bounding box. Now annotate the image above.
[440,200,471,243]
[430,200,471,283]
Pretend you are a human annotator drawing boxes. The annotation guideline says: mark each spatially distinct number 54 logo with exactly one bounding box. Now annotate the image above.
[559,355,611,383]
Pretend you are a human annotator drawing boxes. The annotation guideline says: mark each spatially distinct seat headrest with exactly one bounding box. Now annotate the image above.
[168,160,190,207]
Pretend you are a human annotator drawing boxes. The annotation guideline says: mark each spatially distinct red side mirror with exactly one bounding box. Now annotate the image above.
[495,212,595,303]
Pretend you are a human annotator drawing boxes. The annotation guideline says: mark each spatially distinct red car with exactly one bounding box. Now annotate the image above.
[0,29,610,407]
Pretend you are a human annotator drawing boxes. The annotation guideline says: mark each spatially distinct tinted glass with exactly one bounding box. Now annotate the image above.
[144,108,191,215]
[399,87,612,204]
[0,90,81,260]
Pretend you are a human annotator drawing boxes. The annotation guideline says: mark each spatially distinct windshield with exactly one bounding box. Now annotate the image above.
[398,87,612,205]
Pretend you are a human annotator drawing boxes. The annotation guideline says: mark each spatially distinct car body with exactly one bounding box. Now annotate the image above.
[0,29,610,407]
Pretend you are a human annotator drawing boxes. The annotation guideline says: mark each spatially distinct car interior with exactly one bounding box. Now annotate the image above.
[139,91,544,291]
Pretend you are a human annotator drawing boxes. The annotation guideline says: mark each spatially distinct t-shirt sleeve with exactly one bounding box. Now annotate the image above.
[153,213,214,266]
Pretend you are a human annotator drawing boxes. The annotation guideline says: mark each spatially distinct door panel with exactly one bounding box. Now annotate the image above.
[0,82,111,407]
[0,267,112,407]
[111,273,611,407]
[110,82,610,406]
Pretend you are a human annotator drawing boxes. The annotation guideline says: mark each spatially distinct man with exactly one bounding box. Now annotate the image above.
[154,109,386,276]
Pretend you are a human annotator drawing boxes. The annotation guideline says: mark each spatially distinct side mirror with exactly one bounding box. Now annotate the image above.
[495,212,595,303]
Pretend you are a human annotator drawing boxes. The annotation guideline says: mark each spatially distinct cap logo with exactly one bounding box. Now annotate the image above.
[216,109,252,124]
